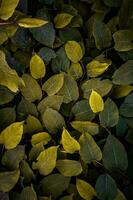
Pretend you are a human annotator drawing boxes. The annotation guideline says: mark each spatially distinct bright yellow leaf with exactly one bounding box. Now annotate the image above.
[18,18,48,28]
[54,13,73,29]
[89,90,104,113]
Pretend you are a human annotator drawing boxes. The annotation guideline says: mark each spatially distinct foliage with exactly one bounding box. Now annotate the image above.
[0,0,133,199]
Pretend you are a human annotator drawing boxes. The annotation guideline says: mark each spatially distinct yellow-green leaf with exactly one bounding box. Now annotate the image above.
[76,179,96,200]
[0,169,20,192]
[31,132,51,146]
[24,115,43,134]
[89,90,104,113]
[54,13,73,29]
[87,58,111,78]
[33,146,58,176]
[18,18,48,28]
[115,189,127,200]
[68,62,83,80]
[62,128,80,153]
[0,0,19,20]
[30,54,46,79]
[0,122,24,150]
[113,85,133,98]
[65,41,83,63]
[0,50,25,93]
[42,73,64,96]
[56,159,82,177]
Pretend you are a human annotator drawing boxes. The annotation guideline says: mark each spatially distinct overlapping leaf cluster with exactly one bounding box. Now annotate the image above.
[0,0,133,199]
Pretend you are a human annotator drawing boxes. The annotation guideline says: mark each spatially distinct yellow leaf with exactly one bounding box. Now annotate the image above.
[62,128,80,153]
[54,13,73,29]
[30,54,46,79]
[76,179,96,200]
[31,132,51,146]
[65,41,83,63]
[87,59,111,78]
[113,85,133,98]
[33,146,58,175]
[89,90,104,113]
[18,18,48,28]
[0,122,24,150]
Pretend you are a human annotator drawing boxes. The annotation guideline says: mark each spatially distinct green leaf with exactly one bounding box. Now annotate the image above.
[112,60,133,85]
[37,95,63,114]
[89,90,104,113]
[0,122,24,150]
[76,179,96,200]
[41,174,70,198]
[54,13,73,29]
[93,20,112,50]
[81,78,112,99]
[58,74,79,103]
[71,121,99,135]
[113,30,133,52]
[19,186,37,200]
[42,73,64,96]
[56,159,82,176]
[31,132,51,146]
[68,62,83,80]
[20,160,34,184]
[33,146,58,176]
[38,47,56,64]
[65,41,83,63]
[0,50,25,93]
[0,0,19,20]
[2,145,25,170]
[0,86,15,105]
[30,54,46,79]
[120,93,133,117]
[115,189,127,200]
[24,115,43,134]
[87,58,111,78]
[60,194,73,200]
[0,25,18,45]
[0,169,20,192]
[61,128,80,153]
[18,18,48,28]
[99,98,119,127]
[72,100,95,121]
[29,142,44,161]
[113,85,133,98]
[42,108,65,134]
[79,133,102,164]
[103,0,121,7]
[21,74,42,102]
[103,134,128,171]
[95,174,117,200]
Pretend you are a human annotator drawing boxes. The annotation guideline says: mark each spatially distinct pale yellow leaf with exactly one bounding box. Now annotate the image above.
[31,132,51,146]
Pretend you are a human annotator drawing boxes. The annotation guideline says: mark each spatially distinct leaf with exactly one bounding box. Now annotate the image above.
[89,90,104,113]
[19,186,37,200]
[99,98,119,127]
[24,115,43,134]
[71,121,99,135]
[0,0,19,20]
[115,189,127,200]
[65,41,83,63]
[33,146,58,176]
[103,0,121,7]
[120,93,133,117]
[31,132,51,146]
[103,134,128,171]
[0,122,24,150]
[79,133,102,164]
[76,179,96,200]
[72,100,95,121]
[37,95,63,114]
[20,160,34,184]
[95,174,117,200]
[56,159,82,176]
[42,73,64,96]
[42,108,65,134]
[0,25,18,45]
[60,194,73,200]
[30,54,46,79]
[29,142,44,161]
[58,73,79,103]
[81,78,112,99]
[21,74,42,102]
[113,30,133,52]
[68,62,83,80]
[18,18,48,28]
[0,169,20,192]
[0,86,15,105]
[61,128,80,153]
[93,20,112,50]
[38,47,56,64]
[112,60,133,85]
[41,174,70,198]
[0,50,25,93]
[54,13,73,29]
[87,58,111,78]
[2,145,25,170]
[113,85,133,98]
